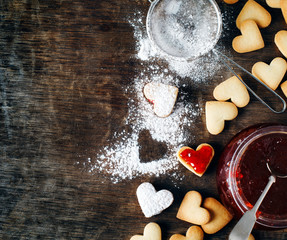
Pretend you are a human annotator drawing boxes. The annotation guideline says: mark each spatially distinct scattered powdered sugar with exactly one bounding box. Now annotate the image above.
[87,3,227,184]
[134,7,224,80]
[92,73,199,183]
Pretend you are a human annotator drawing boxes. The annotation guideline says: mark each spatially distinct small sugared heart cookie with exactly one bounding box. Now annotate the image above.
[232,20,264,53]
[176,191,210,225]
[143,82,178,118]
[136,182,174,218]
[281,0,287,24]
[130,222,161,240]
[266,0,281,8]
[275,30,287,58]
[169,226,204,240]
[252,57,287,90]
[236,0,271,29]
[205,101,238,135]
[177,144,214,177]
[201,198,233,234]
[213,75,250,108]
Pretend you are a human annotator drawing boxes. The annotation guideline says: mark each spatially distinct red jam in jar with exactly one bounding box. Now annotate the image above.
[217,124,287,229]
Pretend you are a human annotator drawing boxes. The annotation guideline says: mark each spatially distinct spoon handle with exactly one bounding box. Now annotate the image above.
[229,175,276,240]
[253,175,276,212]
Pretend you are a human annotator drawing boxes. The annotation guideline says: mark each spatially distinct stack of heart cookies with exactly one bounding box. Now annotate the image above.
[176,191,233,235]
[132,187,255,240]
[207,0,287,135]
[205,75,249,135]
[212,1,271,136]
[230,0,287,97]
[232,0,271,53]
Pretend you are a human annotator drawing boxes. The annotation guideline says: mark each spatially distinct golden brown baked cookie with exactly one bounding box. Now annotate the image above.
[169,226,204,240]
[213,75,250,108]
[236,0,271,29]
[176,191,211,225]
[252,57,287,90]
[275,30,287,58]
[130,222,161,240]
[201,198,233,234]
[233,20,265,53]
[205,101,238,135]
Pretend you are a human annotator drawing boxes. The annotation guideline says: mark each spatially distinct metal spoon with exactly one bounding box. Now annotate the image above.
[229,162,287,240]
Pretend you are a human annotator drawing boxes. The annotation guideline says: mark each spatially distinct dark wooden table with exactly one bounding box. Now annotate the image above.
[1,0,287,239]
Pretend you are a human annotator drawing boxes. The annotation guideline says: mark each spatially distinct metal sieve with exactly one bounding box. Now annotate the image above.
[146,0,286,113]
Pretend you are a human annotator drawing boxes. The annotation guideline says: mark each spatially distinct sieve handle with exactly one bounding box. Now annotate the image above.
[213,49,286,114]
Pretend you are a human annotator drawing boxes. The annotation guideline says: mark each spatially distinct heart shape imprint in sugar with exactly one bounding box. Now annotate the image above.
[176,191,210,225]
[130,222,161,240]
[136,182,174,218]
[169,226,204,240]
[205,101,238,135]
[213,75,250,108]
[232,20,264,53]
[252,57,287,90]
[275,30,287,58]
[177,144,214,177]
[236,0,271,29]
[138,129,168,163]
[143,82,178,118]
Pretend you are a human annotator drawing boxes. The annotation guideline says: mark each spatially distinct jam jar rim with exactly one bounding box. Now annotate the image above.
[228,124,287,228]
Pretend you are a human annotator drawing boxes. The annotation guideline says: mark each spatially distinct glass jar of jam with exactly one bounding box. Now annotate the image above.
[217,124,287,229]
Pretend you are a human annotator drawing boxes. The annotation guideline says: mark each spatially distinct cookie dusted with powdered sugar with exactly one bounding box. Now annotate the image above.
[144,82,178,118]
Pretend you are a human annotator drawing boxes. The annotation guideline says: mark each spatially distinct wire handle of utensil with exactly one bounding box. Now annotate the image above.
[213,49,286,114]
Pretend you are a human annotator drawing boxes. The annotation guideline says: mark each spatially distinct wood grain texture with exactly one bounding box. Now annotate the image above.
[1,0,287,239]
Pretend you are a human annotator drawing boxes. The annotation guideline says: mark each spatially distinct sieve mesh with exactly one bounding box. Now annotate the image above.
[147,0,222,60]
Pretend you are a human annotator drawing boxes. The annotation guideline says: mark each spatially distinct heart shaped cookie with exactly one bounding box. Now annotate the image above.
[233,20,264,53]
[281,80,287,98]
[177,144,214,177]
[236,0,271,29]
[201,198,233,234]
[205,101,238,135]
[130,222,161,240]
[281,0,287,24]
[223,0,239,4]
[169,226,204,240]
[266,0,281,8]
[252,57,287,90]
[275,30,287,58]
[213,75,250,108]
[143,82,178,118]
[136,182,174,218]
[176,191,210,225]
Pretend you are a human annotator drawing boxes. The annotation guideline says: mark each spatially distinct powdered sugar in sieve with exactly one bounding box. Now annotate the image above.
[146,0,222,60]
[146,0,286,113]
